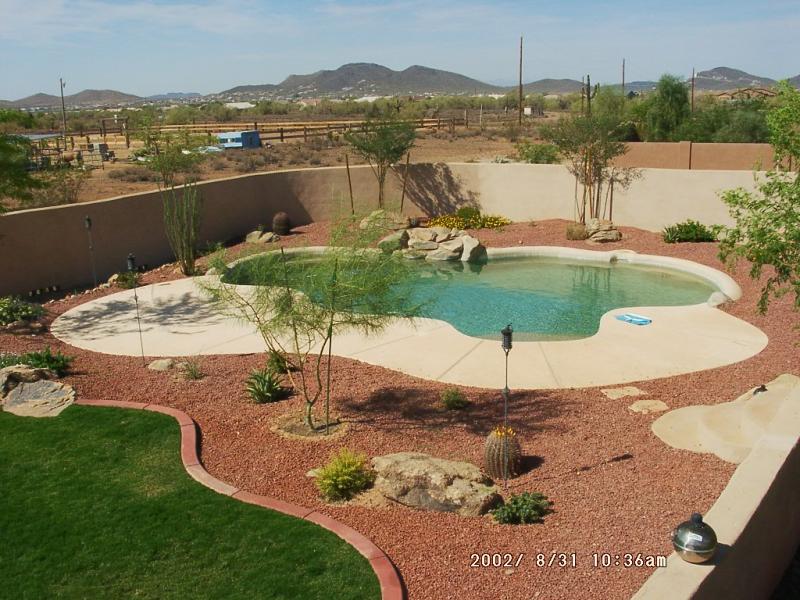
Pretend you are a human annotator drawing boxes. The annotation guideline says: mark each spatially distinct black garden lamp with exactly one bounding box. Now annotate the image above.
[85,216,97,288]
[127,253,146,366]
[500,323,513,487]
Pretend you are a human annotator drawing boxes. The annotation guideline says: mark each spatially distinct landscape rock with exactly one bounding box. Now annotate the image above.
[147,358,175,371]
[107,273,119,285]
[378,230,409,254]
[245,230,279,244]
[0,364,57,398]
[425,246,461,261]
[460,235,486,263]
[586,219,622,243]
[371,452,501,517]
[400,249,427,260]
[629,400,669,414]
[2,380,75,417]
[5,320,47,335]
[407,227,436,242]
[438,238,464,253]
[430,226,454,242]
[408,239,439,251]
[601,385,647,400]
[360,209,410,231]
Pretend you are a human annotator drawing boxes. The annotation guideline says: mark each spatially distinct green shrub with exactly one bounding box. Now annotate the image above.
[516,141,559,164]
[662,220,721,243]
[115,271,141,289]
[491,492,553,525]
[0,347,73,376]
[315,449,376,502]
[565,222,589,240]
[181,358,204,380]
[107,167,161,183]
[455,206,481,223]
[0,296,44,325]
[245,367,288,403]
[441,387,469,410]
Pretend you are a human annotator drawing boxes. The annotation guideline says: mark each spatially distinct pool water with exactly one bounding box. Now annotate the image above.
[226,254,718,341]
[408,257,717,340]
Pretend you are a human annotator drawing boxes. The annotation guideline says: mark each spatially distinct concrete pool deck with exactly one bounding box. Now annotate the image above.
[51,247,768,390]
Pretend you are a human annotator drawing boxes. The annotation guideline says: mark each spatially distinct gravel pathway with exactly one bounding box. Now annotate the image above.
[4,220,798,600]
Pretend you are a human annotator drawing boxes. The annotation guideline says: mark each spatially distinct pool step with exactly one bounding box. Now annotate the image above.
[652,374,800,464]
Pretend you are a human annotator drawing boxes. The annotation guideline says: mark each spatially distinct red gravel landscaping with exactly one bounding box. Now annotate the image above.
[4,220,798,600]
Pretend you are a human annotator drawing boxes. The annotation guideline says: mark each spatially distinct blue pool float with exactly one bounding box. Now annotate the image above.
[615,313,652,326]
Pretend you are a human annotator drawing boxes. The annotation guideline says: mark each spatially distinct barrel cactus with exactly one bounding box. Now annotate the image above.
[272,211,291,235]
[484,426,522,480]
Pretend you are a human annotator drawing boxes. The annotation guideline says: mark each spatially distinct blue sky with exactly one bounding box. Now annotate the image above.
[2,0,798,99]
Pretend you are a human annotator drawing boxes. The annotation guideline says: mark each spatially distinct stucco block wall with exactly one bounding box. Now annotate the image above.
[0,164,759,296]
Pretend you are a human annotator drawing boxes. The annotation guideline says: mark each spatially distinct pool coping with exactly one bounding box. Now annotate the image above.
[51,246,767,389]
[74,398,405,600]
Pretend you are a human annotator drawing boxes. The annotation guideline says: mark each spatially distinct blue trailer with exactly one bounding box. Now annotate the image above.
[217,130,261,149]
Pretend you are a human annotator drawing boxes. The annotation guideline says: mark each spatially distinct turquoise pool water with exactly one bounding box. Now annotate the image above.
[226,254,717,340]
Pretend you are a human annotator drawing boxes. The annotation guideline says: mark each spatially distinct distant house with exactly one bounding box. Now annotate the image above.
[224,102,256,110]
[216,130,261,149]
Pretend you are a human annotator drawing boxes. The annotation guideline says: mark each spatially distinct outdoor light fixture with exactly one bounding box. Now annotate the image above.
[85,216,97,288]
[500,323,513,488]
[127,253,146,366]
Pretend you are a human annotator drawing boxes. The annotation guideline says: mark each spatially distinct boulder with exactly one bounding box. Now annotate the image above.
[430,226,454,242]
[245,230,279,244]
[400,249,427,260]
[408,239,439,251]
[5,320,47,335]
[2,380,75,417]
[460,235,486,263]
[378,230,409,254]
[425,247,461,261]
[360,210,410,232]
[0,364,56,398]
[586,219,622,243]
[438,238,464,254]
[107,273,119,285]
[407,227,437,242]
[371,452,502,516]
[147,358,174,371]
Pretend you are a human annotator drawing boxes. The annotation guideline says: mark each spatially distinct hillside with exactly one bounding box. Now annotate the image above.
[5,89,141,109]
[694,67,776,91]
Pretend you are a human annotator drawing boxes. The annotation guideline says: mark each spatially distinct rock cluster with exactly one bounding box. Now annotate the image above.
[4,320,47,335]
[371,452,501,516]
[245,230,280,244]
[586,218,622,243]
[359,209,410,232]
[380,227,486,263]
[0,364,75,418]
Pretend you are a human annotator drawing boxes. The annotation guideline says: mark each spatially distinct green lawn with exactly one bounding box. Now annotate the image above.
[0,406,379,600]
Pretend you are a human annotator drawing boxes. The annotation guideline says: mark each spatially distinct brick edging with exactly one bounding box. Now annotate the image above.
[75,399,405,600]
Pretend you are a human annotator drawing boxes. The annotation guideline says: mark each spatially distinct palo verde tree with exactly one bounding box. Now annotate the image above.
[344,117,416,209]
[203,215,422,432]
[719,80,800,313]
[138,122,209,275]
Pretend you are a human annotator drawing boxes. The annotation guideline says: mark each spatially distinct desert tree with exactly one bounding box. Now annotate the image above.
[202,215,422,432]
[0,110,44,212]
[344,117,416,209]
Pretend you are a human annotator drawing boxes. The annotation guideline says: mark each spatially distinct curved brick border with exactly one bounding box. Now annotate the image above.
[75,399,404,600]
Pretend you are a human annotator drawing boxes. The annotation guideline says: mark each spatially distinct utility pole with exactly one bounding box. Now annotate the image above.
[59,78,68,148]
[622,58,626,98]
[691,67,696,113]
[518,35,523,126]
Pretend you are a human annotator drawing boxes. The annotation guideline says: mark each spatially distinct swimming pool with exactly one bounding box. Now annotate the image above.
[224,250,720,341]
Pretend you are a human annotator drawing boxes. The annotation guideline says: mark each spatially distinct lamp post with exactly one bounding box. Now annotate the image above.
[128,253,146,366]
[501,323,513,487]
[85,216,97,288]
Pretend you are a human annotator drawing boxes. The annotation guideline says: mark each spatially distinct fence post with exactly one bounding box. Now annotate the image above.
[304,126,308,142]
[280,127,284,142]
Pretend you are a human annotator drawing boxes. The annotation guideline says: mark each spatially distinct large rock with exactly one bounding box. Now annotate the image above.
[425,247,461,261]
[407,227,436,242]
[430,226,454,242]
[0,364,56,398]
[371,452,502,516]
[360,210,410,231]
[3,380,75,417]
[148,358,174,371]
[438,238,464,253]
[408,239,439,251]
[245,230,279,244]
[377,230,409,254]
[460,235,486,263]
[5,320,47,335]
[587,219,622,243]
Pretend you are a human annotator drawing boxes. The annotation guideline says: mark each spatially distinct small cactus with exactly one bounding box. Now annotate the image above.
[272,211,291,235]
[484,426,522,480]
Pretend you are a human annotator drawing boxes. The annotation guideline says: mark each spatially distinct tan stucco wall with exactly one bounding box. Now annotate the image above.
[0,163,759,296]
